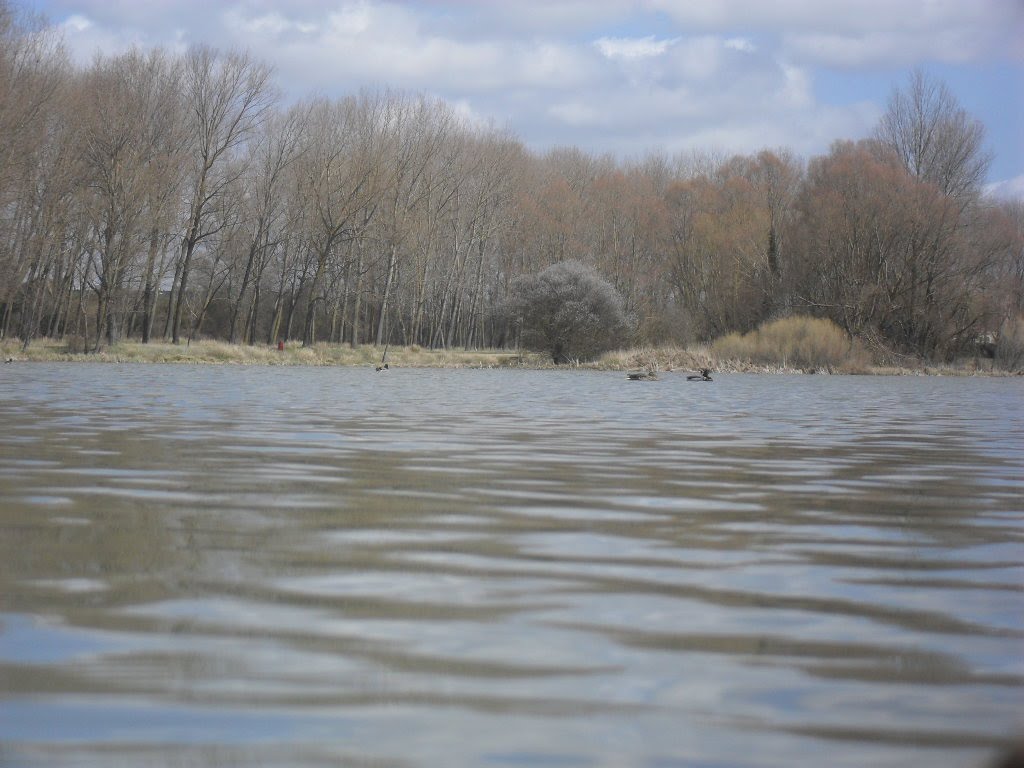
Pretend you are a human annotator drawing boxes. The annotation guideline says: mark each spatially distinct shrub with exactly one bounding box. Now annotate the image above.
[509,261,630,363]
[712,316,858,369]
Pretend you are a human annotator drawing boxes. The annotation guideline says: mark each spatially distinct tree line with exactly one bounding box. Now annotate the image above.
[2,1,1022,361]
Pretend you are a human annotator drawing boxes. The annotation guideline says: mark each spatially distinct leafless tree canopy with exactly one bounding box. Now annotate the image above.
[0,4,1021,363]
[875,68,992,205]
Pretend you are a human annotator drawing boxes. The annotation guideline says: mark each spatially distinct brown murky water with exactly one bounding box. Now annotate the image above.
[1,364,1021,767]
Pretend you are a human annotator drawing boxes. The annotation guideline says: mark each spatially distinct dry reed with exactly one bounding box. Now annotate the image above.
[711,316,869,372]
[2,331,1011,375]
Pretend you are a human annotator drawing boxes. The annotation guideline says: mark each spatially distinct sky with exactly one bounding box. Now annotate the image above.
[20,0,1024,198]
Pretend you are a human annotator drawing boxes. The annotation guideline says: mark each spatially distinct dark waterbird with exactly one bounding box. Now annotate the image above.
[626,369,658,381]
[687,368,713,381]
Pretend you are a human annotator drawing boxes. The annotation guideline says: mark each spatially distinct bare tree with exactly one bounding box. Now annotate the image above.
[292,93,390,346]
[787,139,996,359]
[456,132,522,349]
[875,69,991,205]
[170,46,275,344]
[373,93,453,347]
[2,18,1015,365]
[137,55,187,343]
[665,169,770,340]
[8,82,80,348]
[0,1,70,341]
[75,49,186,350]
[0,2,65,200]
[226,103,308,343]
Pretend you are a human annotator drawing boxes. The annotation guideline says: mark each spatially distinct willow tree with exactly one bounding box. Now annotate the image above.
[510,260,630,363]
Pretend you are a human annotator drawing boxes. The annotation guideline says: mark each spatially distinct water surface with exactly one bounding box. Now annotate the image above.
[1,364,1022,767]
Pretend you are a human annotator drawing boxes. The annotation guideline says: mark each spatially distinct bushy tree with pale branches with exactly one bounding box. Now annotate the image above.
[509,260,630,363]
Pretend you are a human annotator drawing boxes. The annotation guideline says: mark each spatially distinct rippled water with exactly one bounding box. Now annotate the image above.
[0,363,1021,767]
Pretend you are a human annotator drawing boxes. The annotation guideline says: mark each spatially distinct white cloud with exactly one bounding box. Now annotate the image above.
[985,175,1024,202]
[664,36,729,81]
[548,100,606,127]
[58,11,151,63]
[37,0,1021,182]
[223,11,318,37]
[651,0,1024,65]
[326,4,373,37]
[465,1,636,35]
[594,35,677,61]
[647,99,880,162]
[62,14,92,32]
[447,98,491,131]
[780,64,813,109]
[724,37,755,53]
[785,27,989,68]
[219,2,597,94]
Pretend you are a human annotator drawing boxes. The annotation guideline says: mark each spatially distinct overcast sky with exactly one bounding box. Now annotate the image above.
[22,0,1024,197]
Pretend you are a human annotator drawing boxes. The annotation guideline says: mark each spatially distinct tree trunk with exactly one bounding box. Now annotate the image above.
[375,241,398,346]
[163,254,183,340]
[229,236,261,343]
[171,237,193,344]
[350,242,364,348]
[465,238,486,349]
[246,281,261,345]
[141,228,160,343]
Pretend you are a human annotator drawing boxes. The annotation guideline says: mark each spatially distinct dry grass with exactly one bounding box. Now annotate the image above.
[3,331,1013,375]
[711,316,870,372]
[593,345,717,373]
[1,338,545,369]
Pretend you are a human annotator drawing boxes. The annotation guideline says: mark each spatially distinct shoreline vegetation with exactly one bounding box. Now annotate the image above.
[1,22,1021,374]
[3,337,1015,376]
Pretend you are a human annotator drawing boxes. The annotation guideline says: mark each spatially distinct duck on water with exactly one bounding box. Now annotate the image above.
[626,369,658,380]
[687,368,713,381]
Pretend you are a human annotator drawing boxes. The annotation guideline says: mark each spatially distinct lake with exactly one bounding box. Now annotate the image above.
[0,363,1021,767]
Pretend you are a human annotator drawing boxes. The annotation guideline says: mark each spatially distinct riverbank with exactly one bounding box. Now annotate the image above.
[3,339,536,369]
[2,338,1014,376]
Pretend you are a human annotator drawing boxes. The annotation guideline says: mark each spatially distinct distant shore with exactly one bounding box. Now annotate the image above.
[2,338,1016,377]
